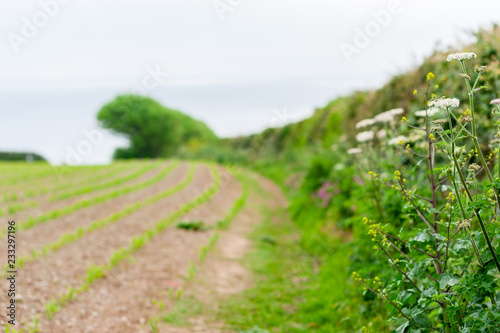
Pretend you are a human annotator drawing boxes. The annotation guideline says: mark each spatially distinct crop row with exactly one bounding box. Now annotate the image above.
[0,164,127,204]
[43,164,221,320]
[49,162,159,201]
[7,164,197,273]
[0,161,180,237]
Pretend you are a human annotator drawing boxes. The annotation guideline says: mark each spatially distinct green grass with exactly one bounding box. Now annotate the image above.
[218,175,362,333]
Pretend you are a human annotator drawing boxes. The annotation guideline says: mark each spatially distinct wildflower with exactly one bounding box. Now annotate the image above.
[459,73,471,80]
[347,148,362,155]
[429,133,436,141]
[388,136,408,145]
[475,66,487,73]
[432,119,447,124]
[460,116,472,123]
[401,116,407,123]
[387,108,404,116]
[374,112,394,123]
[374,108,404,123]
[447,52,477,62]
[469,163,481,171]
[426,72,435,81]
[413,89,418,95]
[429,97,460,109]
[377,129,387,139]
[456,218,472,229]
[355,118,376,129]
[430,126,441,133]
[490,99,500,105]
[356,131,375,143]
[415,107,440,117]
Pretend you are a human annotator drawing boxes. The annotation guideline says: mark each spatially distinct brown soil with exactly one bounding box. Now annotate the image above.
[0,164,288,333]
[4,163,166,228]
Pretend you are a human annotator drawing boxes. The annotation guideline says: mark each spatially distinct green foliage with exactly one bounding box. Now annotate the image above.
[238,327,270,333]
[176,221,205,231]
[0,152,46,162]
[97,95,217,159]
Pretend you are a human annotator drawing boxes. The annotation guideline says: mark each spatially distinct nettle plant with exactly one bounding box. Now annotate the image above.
[353,52,500,332]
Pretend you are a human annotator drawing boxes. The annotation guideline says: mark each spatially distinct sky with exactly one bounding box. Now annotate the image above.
[0,0,499,165]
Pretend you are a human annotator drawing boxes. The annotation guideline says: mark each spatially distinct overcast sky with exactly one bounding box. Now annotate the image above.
[1,0,499,165]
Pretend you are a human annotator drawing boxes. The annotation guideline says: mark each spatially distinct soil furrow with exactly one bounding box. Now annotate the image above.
[0,164,215,328]
[37,166,242,333]
[4,163,165,223]
[12,162,184,259]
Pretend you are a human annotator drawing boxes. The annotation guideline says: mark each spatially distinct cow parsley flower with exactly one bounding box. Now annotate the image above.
[347,148,362,155]
[414,107,441,117]
[490,99,500,105]
[355,118,376,129]
[447,52,477,62]
[429,98,460,109]
[356,131,375,143]
[388,136,408,145]
[387,108,404,116]
[374,108,404,124]
[377,130,387,139]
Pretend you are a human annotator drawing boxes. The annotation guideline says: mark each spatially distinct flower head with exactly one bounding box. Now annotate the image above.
[388,135,408,146]
[415,107,441,117]
[355,118,376,129]
[447,52,477,62]
[377,130,387,139]
[429,97,460,109]
[374,108,404,123]
[490,99,500,105]
[347,148,362,155]
[356,131,374,143]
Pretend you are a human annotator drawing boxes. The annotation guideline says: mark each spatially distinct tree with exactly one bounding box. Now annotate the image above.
[97,95,216,159]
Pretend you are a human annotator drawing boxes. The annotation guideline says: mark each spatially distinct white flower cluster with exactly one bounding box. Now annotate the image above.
[388,135,408,146]
[347,148,362,155]
[377,129,387,139]
[374,108,404,123]
[447,52,477,62]
[356,131,374,143]
[414,107,441,117]
[429,98,460,109]
[355,118,376,129]
[491,99,500,105]
[355,108,404,129]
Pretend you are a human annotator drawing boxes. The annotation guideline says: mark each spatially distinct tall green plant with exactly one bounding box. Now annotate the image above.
[353,53,500,332]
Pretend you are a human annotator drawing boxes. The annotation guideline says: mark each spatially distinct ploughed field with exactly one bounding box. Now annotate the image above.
[0,160,286,332]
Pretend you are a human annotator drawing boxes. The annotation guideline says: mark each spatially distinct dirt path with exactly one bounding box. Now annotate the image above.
[154,172,287,333]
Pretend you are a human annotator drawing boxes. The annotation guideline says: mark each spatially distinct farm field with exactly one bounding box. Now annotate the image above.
[0,160,289,333]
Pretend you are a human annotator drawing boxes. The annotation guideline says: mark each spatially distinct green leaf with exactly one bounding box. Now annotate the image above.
[439,274,461,289]
[395,320,409,333]
[411,230,431,243]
